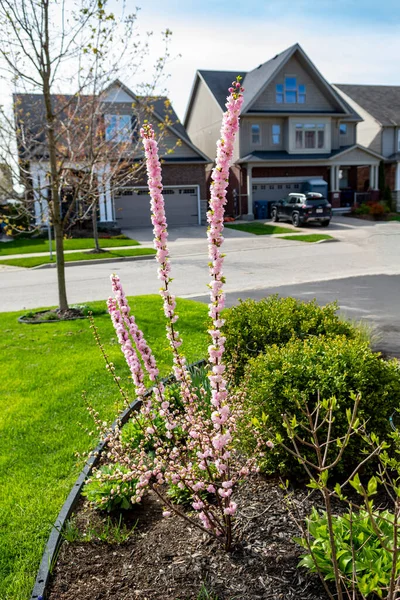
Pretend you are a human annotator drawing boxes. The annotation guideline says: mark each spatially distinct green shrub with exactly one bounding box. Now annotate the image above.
[222,296,357,383]
[353,203,370,215]
[297,507,400,598]
[82,463,138,512]
[238,335,400,477]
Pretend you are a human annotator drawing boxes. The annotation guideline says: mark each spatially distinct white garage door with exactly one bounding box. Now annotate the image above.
[114,187,199,228]
[252,181,303,203]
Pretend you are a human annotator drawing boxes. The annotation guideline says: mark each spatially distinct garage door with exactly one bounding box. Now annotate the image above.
[252,181,303,203]
[114,187,199,228]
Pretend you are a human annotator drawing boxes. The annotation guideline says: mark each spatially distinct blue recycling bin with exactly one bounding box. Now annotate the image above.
[254,200,269,220]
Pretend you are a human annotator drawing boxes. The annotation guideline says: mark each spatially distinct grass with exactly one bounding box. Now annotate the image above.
[0,297,209,600]
[0,247,156,268]
[225,222,294,235]
[280,234,334,243]
[0,236,139,256]
[389,215,400,222]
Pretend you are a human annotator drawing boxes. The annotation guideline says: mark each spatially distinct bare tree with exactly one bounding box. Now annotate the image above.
[0,0,173,311]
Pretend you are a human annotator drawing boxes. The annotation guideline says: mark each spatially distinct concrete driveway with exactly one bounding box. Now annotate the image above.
[1,216,400,312]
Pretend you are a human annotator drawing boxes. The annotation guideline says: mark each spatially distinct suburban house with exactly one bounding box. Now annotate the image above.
[334,84,400,210]
[184,43,383,218]
[14,81,210,230]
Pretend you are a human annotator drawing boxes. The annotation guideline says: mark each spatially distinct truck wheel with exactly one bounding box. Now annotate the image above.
[292,213,301,228]
[271,208,279,222]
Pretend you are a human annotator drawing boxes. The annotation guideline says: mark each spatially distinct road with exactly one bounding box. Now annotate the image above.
[1,216,400,312]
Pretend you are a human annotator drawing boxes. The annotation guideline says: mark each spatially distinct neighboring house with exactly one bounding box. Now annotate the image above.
[14,80,210,229]
[184,43,383,217]
[334,84,400,210]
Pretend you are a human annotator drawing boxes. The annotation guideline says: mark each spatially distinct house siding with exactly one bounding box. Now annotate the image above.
[240,117,285,156]
[250,55,338,112]
[382,127,396,157]
[334,86,382,153]
[185,78,223,160]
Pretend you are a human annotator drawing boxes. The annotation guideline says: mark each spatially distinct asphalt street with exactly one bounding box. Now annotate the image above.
[192,274,400,358]
[1,217,400,356]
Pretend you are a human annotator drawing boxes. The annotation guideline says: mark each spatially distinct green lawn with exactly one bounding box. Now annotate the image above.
[0,247,156,268]
[225,222,294,235]
[0,236,139,257]
[0,297,209,600]
[280,234,334,243]
[389,215,400,222]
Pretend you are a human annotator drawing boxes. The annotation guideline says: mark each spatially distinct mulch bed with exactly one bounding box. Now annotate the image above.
[47,475,327,600]
[18,308,85,324]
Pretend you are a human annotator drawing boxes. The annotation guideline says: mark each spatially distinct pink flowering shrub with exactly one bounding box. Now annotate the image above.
[93,79,247,551]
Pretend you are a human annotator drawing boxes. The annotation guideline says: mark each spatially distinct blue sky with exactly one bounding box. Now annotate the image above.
[131,0,400,120]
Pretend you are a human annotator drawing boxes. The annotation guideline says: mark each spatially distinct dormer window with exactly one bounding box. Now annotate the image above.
[272,124,281,145]
[105,114,132,142]
[251,124,261,144]
[276,78,306,104]
[340,123,348,135]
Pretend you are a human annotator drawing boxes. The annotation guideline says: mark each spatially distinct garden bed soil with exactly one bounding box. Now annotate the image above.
[48,475,326,600]
[19,308,85,324]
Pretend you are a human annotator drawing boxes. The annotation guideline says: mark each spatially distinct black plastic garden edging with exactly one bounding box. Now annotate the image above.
[30,359,206,600]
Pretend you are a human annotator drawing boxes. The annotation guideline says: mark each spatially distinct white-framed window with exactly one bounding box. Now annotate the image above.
[295,123,325,149]
[272,124,281,145]
[105,114,132,143]
[340,123,348,135]
[276,77,306,104]
[397,129,400,151]
[251,124,261,144]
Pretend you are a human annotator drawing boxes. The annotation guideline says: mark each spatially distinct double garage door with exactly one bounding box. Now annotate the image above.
[114,186,199,228]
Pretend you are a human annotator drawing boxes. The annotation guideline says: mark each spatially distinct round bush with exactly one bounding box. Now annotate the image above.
[222,296,358,384]
[238,335,400,478]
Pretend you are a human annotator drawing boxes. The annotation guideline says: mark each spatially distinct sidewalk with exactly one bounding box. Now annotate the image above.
[0,244,153,261]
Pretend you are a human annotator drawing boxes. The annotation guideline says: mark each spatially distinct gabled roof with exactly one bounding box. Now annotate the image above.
[335,84,400,126]
[185,44,360,124]
[241,45,297,113]
[198,70,245,111]
[14,81,210,163]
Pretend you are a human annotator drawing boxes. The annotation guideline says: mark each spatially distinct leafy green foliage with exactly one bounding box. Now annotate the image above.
[297,507,400,598]
[223,296,358,383]
[82,463,138,512]
[238,335,400,477]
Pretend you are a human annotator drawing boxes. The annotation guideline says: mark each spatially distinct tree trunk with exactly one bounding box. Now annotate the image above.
[92,201,101,252]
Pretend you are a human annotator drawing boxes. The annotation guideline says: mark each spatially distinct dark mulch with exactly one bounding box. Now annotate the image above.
[48,475,327,600]
[19,308,85,323]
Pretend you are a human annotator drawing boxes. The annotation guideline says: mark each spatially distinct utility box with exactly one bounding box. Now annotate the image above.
[302,179,328,197]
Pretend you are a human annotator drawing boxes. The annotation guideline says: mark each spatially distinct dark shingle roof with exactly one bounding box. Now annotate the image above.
[198,70,246,110]
[335,84,400,126]
[241,45,296,112]
[238,147,356,162]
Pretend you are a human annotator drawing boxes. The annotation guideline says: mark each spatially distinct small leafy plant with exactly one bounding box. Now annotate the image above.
[297,507,400,598]
[82,463,139,512]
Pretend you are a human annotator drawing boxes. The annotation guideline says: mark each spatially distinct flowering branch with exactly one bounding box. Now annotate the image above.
[93,79,245,551]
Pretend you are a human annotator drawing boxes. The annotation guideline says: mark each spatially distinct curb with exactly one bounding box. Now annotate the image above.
[32,254,155,270]
[30,359,206,600]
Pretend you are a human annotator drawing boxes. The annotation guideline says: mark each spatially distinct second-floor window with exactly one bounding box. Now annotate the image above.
[105,114,132,143]
[340,123,348,135]
[272,124,281,144]
[276,78,306,104]
[251,124,261,144]
[295,123,325,149]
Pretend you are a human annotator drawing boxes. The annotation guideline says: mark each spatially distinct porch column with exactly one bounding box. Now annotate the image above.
[396,162,400,191]
[97,164,113,222]
[31,165,49,226]
[244,165,253,220]
[369,164,378,190]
